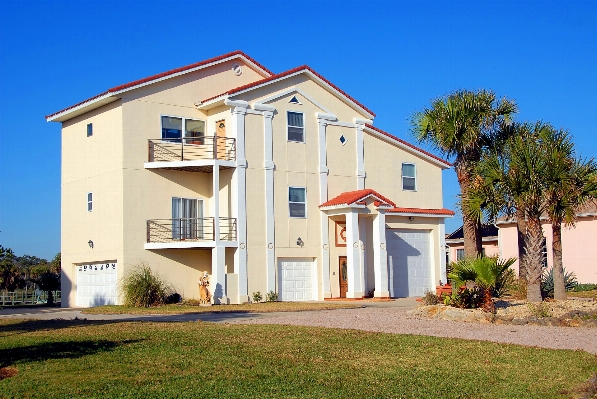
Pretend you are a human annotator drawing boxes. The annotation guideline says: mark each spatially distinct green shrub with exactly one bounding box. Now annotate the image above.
[571,283,597,292]
[527,302,551,318]
[443,286,486,309]
[121,263,174,307]
[448,256,516,298]
[252,291,263,303]
[541,267,578,298]
[265,290,278,302]
[422,290,440,305]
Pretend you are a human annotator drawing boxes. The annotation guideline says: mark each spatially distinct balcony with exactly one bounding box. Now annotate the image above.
[145,217,237,249]
[145,136,236,172]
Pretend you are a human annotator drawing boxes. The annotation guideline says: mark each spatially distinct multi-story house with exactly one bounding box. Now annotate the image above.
[46,51,454,307]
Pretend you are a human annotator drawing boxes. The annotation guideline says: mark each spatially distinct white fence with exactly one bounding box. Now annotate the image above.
[0,290,61,306]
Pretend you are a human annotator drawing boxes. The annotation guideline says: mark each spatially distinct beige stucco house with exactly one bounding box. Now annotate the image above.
[46,51,454,307]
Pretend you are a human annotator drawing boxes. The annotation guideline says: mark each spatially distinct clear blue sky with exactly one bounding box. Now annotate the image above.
[1,0,596,260]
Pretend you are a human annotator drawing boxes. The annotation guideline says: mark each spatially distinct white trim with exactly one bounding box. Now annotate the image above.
[401,162,417,191]
[363,126,451,169]
[256,87,333,114]
[317,117,331,298]
[253,103,276,112]
[287,110,305,143]
[211,246,227,304]
[373,210,389,297]
[328,121,356,128]
[144,160,236,169]
[386,212,454,218]
[263,110,276,292]
[346,211,363,298]
[288,186,307,218]
[144,241,238,250]
[47,54,270,122]
[356,123,365,190]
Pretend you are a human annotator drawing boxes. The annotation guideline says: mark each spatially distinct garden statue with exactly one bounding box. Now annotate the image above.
[198,273,211,305]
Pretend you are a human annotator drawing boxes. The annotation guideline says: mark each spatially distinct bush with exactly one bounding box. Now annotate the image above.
[443,286,486,309]
[252,291,263,303]
[121,263,174,307]
[541,267,578,298]
[422,290,440,305]
[527,302,551,318]
[265,290,278,302]
[509,277,527,300]
[448,256,516,298]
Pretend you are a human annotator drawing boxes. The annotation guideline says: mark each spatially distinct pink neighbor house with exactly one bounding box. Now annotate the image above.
[445,224,500,264]
[497,203,597,284]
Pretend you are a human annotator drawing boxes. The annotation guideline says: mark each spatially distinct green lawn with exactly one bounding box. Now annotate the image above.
[81,302,363,315]
[1,319,595,398]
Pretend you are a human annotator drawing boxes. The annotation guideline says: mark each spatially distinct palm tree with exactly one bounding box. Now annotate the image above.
[412,89,517,257]
[543,130,597,300]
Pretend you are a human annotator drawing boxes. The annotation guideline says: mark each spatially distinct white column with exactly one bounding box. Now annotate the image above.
[263,109,276,293]
[211,246,227,304]
[373,210,389,298]
[346,211,363,298]
[355,120,366,190]
[359,216,367,295]
[227,100,249,302]
[317,116,331,298]
[439,220,447,284]
[212,163,220,244]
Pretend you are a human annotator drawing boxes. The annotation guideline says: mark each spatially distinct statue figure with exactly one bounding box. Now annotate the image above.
[198,273,211,305]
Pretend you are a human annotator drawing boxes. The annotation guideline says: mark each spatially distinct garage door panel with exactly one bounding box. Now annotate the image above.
[387,230,432,298]
[278,258,315,302]
[76,262,118,307]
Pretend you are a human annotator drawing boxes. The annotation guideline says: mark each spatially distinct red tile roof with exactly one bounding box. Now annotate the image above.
[387,207,455,216]
[200,65,376,117]
[365,124,451,167]
[46,50,272,120]
[320,189,396,208]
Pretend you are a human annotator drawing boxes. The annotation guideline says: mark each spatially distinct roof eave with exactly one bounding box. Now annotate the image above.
[46,93,120,122]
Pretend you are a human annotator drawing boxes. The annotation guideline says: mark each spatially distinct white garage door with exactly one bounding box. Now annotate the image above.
[76,262,118,307]
[278,258,315,301]
[387,229,432,297]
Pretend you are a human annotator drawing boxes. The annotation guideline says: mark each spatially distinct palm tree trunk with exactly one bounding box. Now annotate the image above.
[524,216,544,302]
[516,208,527,280]
[459,170,482,258]
[551,221,567,300]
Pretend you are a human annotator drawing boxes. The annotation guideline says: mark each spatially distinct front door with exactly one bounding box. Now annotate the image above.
[339,256,348,298]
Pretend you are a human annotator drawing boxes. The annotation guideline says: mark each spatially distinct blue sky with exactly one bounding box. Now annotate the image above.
[0,0,596,260]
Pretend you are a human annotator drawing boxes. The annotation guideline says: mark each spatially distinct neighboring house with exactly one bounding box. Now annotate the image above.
[497,203,597,284]
[46,51,454,307]
[445,225,499,264]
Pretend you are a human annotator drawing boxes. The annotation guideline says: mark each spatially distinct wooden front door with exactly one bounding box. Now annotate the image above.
[339,256,348,298]
[215,120,227,160]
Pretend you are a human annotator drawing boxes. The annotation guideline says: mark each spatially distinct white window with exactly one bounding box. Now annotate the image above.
[287,111,304,142]
[289,187,306,218]
[87,123,93,137]
[87,192,93,212]
[402,163,416,191]
[172,197,204,240]
[161,116,206,144]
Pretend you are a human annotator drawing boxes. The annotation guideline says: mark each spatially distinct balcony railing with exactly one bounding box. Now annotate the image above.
[147,217,237,244]
[148,136,236,163]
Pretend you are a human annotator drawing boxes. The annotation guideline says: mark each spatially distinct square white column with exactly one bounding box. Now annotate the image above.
[211,246,227,304]
[346,211,364,298]
[373,210,390,298]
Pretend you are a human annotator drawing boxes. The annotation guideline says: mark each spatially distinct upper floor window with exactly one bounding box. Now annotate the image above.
[87,192,93,212]
[402,163,416,191]
[87,123,93,137]
[456,248,464,261]
[287,111,304,143]
[161,116,205,144]
[289,187,306,218]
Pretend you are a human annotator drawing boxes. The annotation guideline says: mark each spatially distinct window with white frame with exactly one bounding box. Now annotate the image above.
[161,116,206,144]
[402,163,416,191]
[289,187,306,218]
[287,111,304,142]
[87,192,93,212]
[172,197,204,240]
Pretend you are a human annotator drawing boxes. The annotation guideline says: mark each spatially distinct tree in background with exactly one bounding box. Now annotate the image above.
[0,245,23,292]
[412,89,517,257]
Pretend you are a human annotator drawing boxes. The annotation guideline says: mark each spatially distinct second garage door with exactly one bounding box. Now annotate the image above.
[386,229,432,297]
[278,258,315,301]
[76,261,118,307]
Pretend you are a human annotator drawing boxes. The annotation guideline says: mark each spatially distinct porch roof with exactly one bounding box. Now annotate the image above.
[319,189,396,209]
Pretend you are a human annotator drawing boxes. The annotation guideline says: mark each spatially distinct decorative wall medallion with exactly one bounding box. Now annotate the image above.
[232,64,242,76]
[380,243,386,250]
[240,243,246,249]
[353,242,359,249]
[268,243,274,249]
[323,243,329,250]
[335,222,347,247]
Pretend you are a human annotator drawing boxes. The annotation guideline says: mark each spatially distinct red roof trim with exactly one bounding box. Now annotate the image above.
[46,51,272,120]
[365,124,452,167]
[320,189,396,208]
[201,65,376,117]
[387,207,455,216]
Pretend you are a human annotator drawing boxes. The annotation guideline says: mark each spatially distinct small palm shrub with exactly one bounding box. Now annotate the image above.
[265,290,278,302]
[252,291,263,303]
[541,267,578,298]
[448,256,517,298]
[121,263,174,307]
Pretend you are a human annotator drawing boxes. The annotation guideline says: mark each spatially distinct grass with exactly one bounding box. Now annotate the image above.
[567,289,597,299]
[81,302,363,315]
[1,319,596,398]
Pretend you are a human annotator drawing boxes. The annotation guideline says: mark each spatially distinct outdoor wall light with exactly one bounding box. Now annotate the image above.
[296,237,304,247]
[408,217,415,221]
[88,240,94,249]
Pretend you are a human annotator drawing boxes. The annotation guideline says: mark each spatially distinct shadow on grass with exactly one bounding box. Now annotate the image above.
[0,318,134,335]
[0,338,142,368]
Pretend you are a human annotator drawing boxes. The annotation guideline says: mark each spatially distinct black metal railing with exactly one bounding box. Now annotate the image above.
[148,136,236,163]
[147,217,237,243]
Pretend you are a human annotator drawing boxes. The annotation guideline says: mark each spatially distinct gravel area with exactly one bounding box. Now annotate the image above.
[232,306,597,354]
